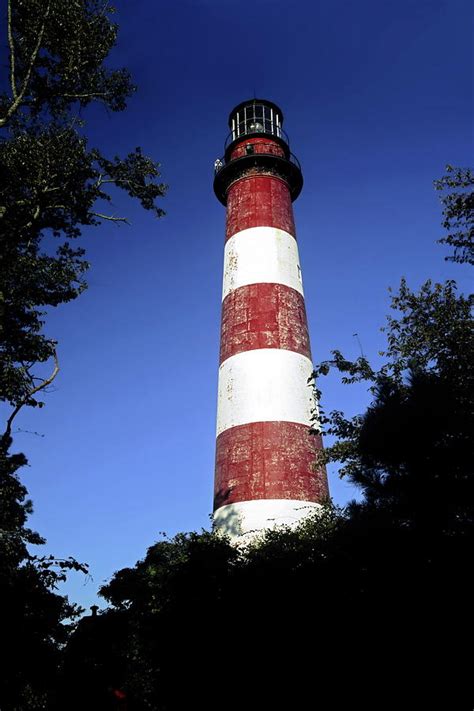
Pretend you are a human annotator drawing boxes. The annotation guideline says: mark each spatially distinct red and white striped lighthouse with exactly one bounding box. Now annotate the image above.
[213,99,328,539]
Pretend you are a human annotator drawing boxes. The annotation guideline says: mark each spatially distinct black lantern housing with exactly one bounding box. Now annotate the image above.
[213,98,303,205]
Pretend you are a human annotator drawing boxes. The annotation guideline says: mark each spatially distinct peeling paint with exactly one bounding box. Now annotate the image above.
[220,283,311,364]
[213,136,328,537]
[229,137,286,161]
[215,422,327,507]
[213,500,323,541]
[222,226,303,300]
[216,349,315,436]
[226,175,295,240]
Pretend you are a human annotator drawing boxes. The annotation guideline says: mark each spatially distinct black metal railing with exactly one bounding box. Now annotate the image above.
[224,125,290,151]
[214,141,301,174]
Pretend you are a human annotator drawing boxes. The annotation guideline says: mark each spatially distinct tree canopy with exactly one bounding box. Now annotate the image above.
[435,164,474,264]
[68,168,474,708]
[0,2,166,708]
[1,0,166,433]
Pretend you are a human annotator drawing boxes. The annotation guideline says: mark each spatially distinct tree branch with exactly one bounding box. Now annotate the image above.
[0,1,51,127]
[94,176,145,191]
[61,92,112,99]
[7,0,17,99]
[91,212,129,224]
[23,204,42,231]
[2,348,59,446]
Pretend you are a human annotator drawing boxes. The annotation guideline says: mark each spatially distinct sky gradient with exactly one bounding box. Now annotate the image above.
[8,0,472,609]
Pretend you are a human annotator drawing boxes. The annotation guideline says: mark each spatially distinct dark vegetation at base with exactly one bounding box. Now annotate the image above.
[54,278,473,711]
[59,269,473,709]
[60,273,473,708]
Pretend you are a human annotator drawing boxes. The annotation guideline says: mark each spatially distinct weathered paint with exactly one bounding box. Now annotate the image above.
[216,348,315,436]
[213,499,323,540]
[229,137,286,161]
[220,282,311,364]
[214,421,327,508]
[225,175,295,240]
[213,102,328,539]
[222,226,303,300]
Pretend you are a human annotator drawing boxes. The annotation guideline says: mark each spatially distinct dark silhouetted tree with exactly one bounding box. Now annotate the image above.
[1,0,166,430]
[0,2,166,708]
[90,281,473,707]
[0,436,88,709]
[311,276,473,705]
[435,164,474,264]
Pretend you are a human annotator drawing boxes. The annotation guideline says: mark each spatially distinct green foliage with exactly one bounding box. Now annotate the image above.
[62,518,349,709]
[55,531,240,709]
[59,608,130,710]
[0,443,44,566]
[1,0,134,125]
[0,437,87,710]
[314,278,473,494]
[435,164,474,264]
[0,2,166,707]
[83,275,473,708]
[0,0,166,423]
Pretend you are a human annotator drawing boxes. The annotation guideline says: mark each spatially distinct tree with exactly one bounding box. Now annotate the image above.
[315,277,473,531]
[93,513,354,710]
[57,606,130,710]
[91,244,474,707]
[311,276,473,703]
[0,2,166,707]
[435,164,474,264]
[0,0,166,434]
[0,436,88,709]
[85,531,240,710]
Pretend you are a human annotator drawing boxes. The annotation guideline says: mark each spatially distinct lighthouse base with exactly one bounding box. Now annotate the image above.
[213,499,322,542]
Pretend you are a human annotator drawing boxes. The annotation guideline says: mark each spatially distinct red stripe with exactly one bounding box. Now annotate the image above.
[229,137,286,161]
[214,421,328,509]
[225,175,295,241]
[220,283,311,364]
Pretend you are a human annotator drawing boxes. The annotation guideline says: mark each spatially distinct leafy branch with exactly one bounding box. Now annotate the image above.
[2,348,59,447]
[1,1,51,127]
[435,164,474,264]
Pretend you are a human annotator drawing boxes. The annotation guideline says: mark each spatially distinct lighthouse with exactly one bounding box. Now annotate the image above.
[213,99,328,539]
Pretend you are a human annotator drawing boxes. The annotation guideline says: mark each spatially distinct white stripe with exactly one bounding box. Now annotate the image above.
[216,349,315,436]
[213,499,322,540]
[222,227,304,301]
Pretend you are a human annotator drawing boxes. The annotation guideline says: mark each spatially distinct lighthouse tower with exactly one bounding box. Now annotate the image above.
[213,99,328,539]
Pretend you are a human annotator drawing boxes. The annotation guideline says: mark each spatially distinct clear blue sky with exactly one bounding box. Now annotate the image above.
[10,0,472,610]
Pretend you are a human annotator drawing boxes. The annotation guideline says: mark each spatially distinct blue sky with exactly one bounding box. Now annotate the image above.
[9,0,472,610]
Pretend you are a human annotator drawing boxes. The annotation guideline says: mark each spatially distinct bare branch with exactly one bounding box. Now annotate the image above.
[94,175,116,189]
[15,428,45,438]
[61,92,112,99]
[43,186,61,194]
[7,0,17,99]
[94,176,143,190]
[2,348,59,445]
[23,204,42,231]
[91,212,129,224]
[0,1,51,127]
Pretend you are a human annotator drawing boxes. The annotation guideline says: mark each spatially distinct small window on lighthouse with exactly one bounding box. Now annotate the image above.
[297,265,302,281]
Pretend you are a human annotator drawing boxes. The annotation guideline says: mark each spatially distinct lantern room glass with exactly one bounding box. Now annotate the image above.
[231,103,282,141]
